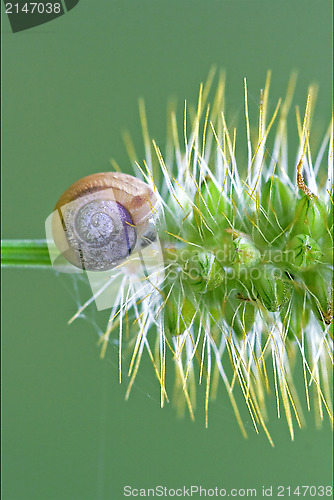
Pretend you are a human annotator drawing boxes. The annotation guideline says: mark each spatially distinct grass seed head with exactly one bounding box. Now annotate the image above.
[70,71,333,445]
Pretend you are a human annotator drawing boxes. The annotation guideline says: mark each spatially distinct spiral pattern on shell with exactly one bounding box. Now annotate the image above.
[52,172,157,271]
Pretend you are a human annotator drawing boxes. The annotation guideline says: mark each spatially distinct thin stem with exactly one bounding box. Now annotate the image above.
[1,239,54,268]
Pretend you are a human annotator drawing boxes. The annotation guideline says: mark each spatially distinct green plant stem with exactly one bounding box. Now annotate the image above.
[1,240,53,268]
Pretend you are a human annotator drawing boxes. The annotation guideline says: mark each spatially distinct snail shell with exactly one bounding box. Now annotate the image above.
[52,172,158,271]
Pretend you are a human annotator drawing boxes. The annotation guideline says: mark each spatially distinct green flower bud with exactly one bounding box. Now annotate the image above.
[280,293,310,340]
[261,176,295,230]
[252,267,292,312]
[198,179,231,219]
[304,269,333,325]
[291,194,327,240]
[286,234,322,269]
[163,291,178,335]
[183,251,225,293]
[164,292,197,337]
[233,237,261,267]
[222,295,256,338]
[179,297,197,330]
[194,181,232,240]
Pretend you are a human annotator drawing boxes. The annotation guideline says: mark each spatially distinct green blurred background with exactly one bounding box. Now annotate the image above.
[2,1,333,499]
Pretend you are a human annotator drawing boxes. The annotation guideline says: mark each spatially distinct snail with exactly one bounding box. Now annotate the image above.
[52,172,158,271]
